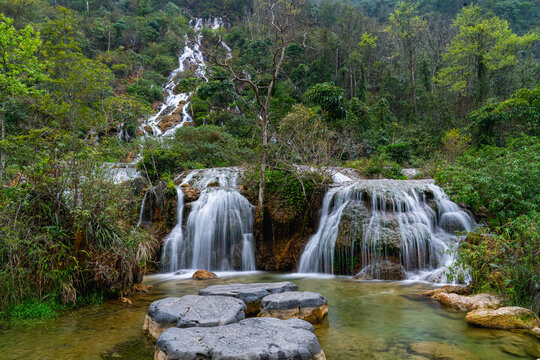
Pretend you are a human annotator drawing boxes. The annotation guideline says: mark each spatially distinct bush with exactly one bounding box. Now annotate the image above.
[346,154,405,179]
[380,141,412,165]
[138,125,255,181]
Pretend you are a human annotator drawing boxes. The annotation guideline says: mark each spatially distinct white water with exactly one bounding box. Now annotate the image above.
[141,18,229,136]
[298,180,475,282]
[161,168,256,272]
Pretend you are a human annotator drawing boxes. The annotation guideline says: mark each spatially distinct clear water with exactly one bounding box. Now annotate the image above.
[1,272,537,360]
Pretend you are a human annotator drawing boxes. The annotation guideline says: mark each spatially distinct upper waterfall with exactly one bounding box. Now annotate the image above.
[161,167,256,272]
[141,18,229,136]
[297,179,475,282]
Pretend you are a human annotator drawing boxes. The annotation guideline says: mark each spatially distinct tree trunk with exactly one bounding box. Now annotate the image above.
[1,100,5,181]
[257,109,267,217]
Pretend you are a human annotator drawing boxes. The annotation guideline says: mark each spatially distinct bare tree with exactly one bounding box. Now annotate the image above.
[204,0,310,218]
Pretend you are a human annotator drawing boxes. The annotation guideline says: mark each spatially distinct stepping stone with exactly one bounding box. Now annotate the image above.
[142,295,246,341]
[199,282,298,315]
[155,317,326,360]
[260,291,329,324]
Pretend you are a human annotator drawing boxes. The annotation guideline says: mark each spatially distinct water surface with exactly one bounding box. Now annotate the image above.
[0,272,538,359]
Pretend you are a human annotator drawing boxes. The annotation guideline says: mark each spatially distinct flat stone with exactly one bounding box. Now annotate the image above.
[466,306,540,330]
[409,341,479,360]
[142,295,245,341]
[423,285,470,297]
[199,282,298,315]
[260,291,329,324]
[155,317,326,360]
[430,292,503,311]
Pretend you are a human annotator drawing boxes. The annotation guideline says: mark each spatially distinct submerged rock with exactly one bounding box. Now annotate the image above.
[142,295,245,341]
[354,260,406,280]
[155,317,326,360]
[409,341,479,360]
[199,282,298,315]
[466,306,540,330]
[192,270,218,280]
[260,291,329,324]
[428,292,503,311]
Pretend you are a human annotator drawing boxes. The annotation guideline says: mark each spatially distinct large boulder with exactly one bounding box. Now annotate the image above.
[155,317,326,360]
[142,295,245,341]
[260,291,329,324]
[409,341,479,360]
[192,270,218,280]
[180,183,200,202]
[429,292,503,311]
[466,306,540,330]
[354,260,406,280]
[199,282,298,315]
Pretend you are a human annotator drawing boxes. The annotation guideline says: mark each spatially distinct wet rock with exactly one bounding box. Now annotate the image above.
[199,282,298,315]
[260,291,329,324]
[192,270,218,280]
[155,317,326,360]
[423,285,470,297]
[180,183,200,202]
[142,295,245,341]
[354,260,406,280]
[335,201,369,249]
[131,283,153,293]
[439,213,469,234]
[465,306,540,330]
[409,341,479,360]
[429,292,503,311]
[207,181,220,187]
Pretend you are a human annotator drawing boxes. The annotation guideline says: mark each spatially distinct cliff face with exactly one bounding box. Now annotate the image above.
[251,186,327,271]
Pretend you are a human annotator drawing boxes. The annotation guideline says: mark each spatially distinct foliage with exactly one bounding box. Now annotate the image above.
[304,82,346,120]
[138,126,255,181]
[346,153,405,179]
[435,136,539,225]
[448,214,539,313]
[441,128,471,163]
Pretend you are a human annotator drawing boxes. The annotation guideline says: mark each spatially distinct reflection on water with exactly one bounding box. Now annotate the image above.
[0,272,538,360]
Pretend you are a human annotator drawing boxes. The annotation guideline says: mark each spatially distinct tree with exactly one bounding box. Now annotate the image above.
[437,5,538,106]
[205,0,310,217]
[0,14,44,179]
[303,82,346,120]
[386,0,426,118]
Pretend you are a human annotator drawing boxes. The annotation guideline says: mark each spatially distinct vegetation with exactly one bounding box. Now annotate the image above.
[0,0,538,318]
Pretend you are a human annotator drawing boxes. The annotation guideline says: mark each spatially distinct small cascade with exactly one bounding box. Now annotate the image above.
[141,18,229,136]
[297,180,475,281]
[161,168,256,272]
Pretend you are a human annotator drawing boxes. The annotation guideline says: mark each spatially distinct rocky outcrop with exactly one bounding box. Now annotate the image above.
[199,282,298,315]
[409,341,479,360]
[465,306,540,330]
[428,292,503,311]
[354,260,406,280]
[192,270,218,280]
[142,295,245,341]
[423,285,470,296]
[180,183,200,202]
[260,291,328,324]
[155,317,326,360]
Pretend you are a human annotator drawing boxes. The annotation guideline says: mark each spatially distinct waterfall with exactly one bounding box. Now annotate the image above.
[141,18,230,136]
[161,168,256,272]
[297,180,475,281]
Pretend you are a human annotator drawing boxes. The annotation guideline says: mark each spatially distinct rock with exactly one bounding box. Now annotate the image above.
[207,181,220,187]
[180,184,200,202]
[155,317,326,360]
[409,341,479,360]
[260,291,328,324]
[192,270,218,280]
[120,297,132,305]
[465,306,540,330]
[199,282,298,315]
[355,260,406,280]
[423,285,470,297]
[429,292,503,311]
[439,212,469,234]
[131,283,153,293]
[142,295,245,341]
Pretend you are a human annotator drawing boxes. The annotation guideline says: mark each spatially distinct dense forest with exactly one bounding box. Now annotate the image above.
[0,0,538,321]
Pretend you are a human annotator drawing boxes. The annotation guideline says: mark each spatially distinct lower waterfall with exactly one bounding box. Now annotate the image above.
[298,180,475,281]
[161,168,256,272]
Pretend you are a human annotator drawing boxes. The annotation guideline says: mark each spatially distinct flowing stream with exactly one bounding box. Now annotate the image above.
[161,168,256,272]
[298,180,475,281]
[1,272,537,360]
[141,18,229,136]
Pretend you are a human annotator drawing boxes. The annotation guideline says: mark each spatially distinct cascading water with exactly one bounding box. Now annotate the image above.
[141,18,229,136]
[297,180,475,282]
[161,168,256,272]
